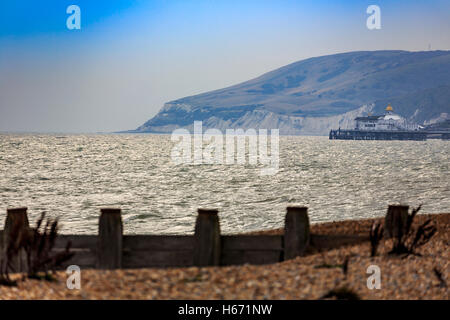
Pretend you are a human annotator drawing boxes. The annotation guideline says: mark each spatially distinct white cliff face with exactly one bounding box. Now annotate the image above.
[137,103,374,135]
[207,104,374,135]
[161,103,192,113]
[423,113,450,125]
[291,104,374,135]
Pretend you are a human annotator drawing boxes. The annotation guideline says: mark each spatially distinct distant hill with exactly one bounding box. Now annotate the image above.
[133,50,450,135]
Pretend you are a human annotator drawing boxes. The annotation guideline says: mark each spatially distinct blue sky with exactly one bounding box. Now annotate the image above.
[1,0,449,132]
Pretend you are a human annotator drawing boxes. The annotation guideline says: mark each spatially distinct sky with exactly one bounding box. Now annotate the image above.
[0,0,449,133]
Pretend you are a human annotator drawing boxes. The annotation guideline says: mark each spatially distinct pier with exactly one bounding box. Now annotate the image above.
[329,129,449,141]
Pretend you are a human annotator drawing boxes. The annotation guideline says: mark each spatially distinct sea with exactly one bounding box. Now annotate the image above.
[0,134,448,234]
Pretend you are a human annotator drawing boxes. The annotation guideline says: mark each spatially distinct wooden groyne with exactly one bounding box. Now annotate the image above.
[0,205,411,271]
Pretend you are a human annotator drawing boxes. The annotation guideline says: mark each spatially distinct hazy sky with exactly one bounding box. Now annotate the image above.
[1,0,449,133]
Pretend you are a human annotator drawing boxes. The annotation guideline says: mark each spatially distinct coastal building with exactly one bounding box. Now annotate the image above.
[354,104,419,131]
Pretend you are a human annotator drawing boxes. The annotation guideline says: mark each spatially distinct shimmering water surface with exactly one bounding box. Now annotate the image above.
[0,134,448,234]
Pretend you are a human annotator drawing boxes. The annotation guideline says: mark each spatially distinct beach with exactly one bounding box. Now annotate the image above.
[1,213,448,300]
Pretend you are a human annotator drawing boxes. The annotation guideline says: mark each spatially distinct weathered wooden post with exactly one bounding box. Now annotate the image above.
[384,205,409,239]
[97,208,123,269]
[284,206,310,259]
[193,208,221,267]
[3,207,30,273]
[0,230,3,256]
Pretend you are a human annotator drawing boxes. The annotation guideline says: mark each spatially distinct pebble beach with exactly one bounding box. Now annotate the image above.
[0,213,448,300]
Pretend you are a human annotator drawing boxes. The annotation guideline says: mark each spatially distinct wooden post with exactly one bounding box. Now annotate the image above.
[97,208,123,269]
[284,206,310,259]
[0,230,3,257]
[3,207,30,273]
[384,205,409,239]
[193,209,221,267]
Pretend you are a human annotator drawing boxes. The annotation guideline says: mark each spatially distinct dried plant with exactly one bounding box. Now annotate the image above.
[183,273,205,283]
[24,212,74,279]
[314,263,341,269]
[407,219,437,254]
[0,212,74,286]
[433,267,447,288]
[314,256,349,278]
[320,286,361,300]
[389,205,437,256]
[406,204,422,233]
[342,256,349,278]
[369,222,383,257]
